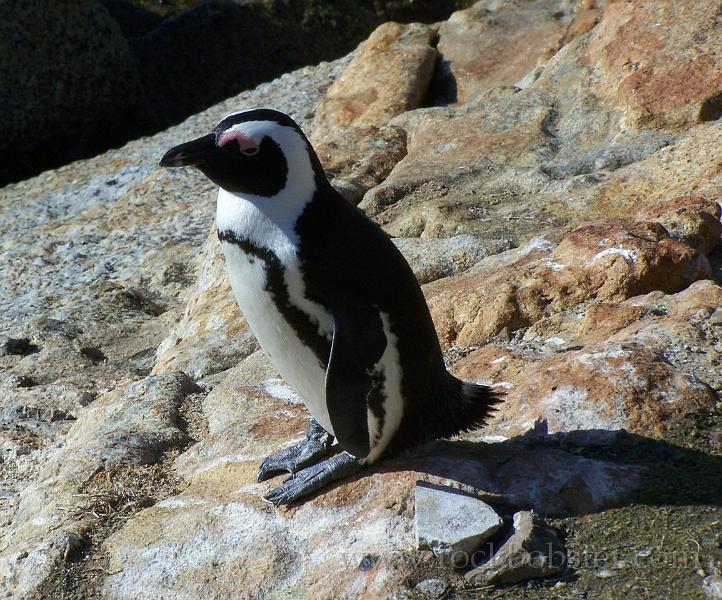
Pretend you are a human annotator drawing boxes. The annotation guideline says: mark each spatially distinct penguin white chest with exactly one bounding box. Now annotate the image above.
[219,238,336,435]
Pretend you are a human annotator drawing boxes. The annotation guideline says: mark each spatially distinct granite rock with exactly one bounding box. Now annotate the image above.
[425,219,711,348]
[316,124,408,204]
[0,372,195,600]
[414,578,451,598]
[584,0,722,129]
[702,575,722,600]
[312,22,438,140]
[414,482,503,558]
[465,511,565,585]
[432,0,607,105]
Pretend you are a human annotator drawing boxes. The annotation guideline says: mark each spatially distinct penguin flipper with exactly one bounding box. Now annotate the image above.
[325,302,387,459]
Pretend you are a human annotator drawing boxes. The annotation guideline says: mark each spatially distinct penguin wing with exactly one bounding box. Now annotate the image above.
[325,301,387,459]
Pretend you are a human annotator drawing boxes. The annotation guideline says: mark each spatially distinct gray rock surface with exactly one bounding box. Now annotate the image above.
[415,482,503,558]
[394,235,514,284]
[703,575,722,600]
[1,372,196,600]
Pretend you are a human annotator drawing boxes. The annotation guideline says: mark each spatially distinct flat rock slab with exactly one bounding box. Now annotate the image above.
[466,510,565,585]
[415,482,503,558]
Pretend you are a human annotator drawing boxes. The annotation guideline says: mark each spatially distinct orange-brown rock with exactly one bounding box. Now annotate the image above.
[314,124,407,204]
[356,4,722,247]
[455,340,715,438]
[511,279,722,391]
[635,196,722,255]
[585,0,722,129]
[426,220,710,347]
[554,221,711,298]
[433,0,606,104]
[312,22,437,140]
[453,279,722,438]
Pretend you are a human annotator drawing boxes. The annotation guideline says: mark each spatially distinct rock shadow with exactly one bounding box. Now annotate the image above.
[317,422,722,517]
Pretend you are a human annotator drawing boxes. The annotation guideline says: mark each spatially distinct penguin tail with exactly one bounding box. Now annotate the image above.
[439,376,504,438]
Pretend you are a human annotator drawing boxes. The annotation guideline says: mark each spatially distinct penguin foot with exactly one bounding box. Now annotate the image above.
[257,419,334,482]
[263,452,363,506]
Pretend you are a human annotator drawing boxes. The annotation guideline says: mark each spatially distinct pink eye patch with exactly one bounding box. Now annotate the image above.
[217,129,259,153]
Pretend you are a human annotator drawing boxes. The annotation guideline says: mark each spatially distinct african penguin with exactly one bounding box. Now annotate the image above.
[160,108,501,505]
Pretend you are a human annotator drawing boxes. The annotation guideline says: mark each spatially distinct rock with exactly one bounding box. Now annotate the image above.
[432,0,602,104]
[425,220,711,348]
[0,0,151,185]
[702,575,722,600]
[358,0,722,248]
[450,279,722,439]
[595,568,615,579]
[456,341,716,440]
[393,234,513,284]
[585,0,722,129]
[316,125,408,204]
[636,196,722,255]
[312,22,437,140]
[414,578,450,598]
[414,482,503,558]
[100,427,639,599]
[0,372,196,600]
[465,511,565,585]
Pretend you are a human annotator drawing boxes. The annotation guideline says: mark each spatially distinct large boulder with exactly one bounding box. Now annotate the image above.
[0,0,152,185]
[0,0,476,186]
[129,0,477,131]
[131,0,381,128]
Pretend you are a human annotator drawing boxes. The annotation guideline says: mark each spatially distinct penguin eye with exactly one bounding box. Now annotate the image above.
[240,146,259,156]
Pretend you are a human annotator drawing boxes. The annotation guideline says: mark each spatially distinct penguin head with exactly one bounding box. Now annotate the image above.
[160,109,326,198]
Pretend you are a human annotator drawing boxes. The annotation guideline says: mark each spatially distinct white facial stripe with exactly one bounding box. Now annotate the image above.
[215,120,316,245]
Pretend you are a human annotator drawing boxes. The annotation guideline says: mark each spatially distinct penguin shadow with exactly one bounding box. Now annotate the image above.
[309,422,722,516]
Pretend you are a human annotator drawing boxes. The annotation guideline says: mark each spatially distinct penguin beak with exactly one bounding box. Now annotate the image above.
[159,133,218,167]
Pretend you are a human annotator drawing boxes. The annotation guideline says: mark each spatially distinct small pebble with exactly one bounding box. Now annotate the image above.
[358,554,379,572]
[596,569,615,579]
[414,578,449,598]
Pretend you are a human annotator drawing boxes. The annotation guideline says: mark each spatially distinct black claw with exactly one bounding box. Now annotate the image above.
[263,452,363,506]
[256,419,334,482]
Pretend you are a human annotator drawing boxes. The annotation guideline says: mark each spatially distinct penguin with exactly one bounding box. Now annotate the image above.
[160,108,501,505]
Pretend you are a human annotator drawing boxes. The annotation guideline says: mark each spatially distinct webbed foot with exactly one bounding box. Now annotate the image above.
[263,451,363,506]
[257,418,334,482]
